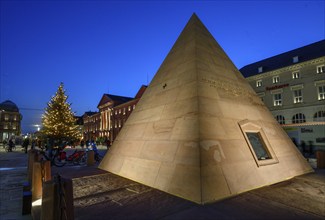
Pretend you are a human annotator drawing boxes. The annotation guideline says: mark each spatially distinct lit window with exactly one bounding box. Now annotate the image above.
[292,113,306,124]
[317,65,325,74]
[256,80,262,87]
[258,66,263,73]
[292,71,300,79]
[114,121,117,128]
[293,56,299,63]
[313,111,325,122]
[272,76,280,84]
[4,114,9,121]
[128,106,131,111]
[115,110,117,115]
[275,115,285,125]
[293,89,303,103]
[119,109,121,114]
[123,108,126,115]
[133,105,136,109]
[118,120,121,128]
[273,93,282,106]
[318,85,325,100]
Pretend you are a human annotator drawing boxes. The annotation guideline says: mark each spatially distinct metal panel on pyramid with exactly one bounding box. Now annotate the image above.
[99,13,313,204]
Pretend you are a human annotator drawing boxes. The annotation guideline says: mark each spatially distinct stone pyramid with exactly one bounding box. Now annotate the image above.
[99,13,313,204]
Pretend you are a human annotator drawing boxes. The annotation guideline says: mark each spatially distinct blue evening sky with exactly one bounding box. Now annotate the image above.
[1,0,324,133]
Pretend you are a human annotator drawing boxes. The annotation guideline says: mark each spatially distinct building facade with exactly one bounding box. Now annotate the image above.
[0,100,22,142]
[97,85,147,143]
[240,40,325,151]
[82,111,100,141]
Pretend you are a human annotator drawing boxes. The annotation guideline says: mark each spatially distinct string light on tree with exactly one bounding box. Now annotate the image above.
[41,82,80,144]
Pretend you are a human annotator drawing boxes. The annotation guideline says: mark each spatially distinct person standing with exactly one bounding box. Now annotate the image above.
[22,138,30,154]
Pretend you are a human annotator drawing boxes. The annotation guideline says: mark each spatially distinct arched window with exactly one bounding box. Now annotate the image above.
[275,115,285,125]
[292,113,306,124]
[313,111,325,122]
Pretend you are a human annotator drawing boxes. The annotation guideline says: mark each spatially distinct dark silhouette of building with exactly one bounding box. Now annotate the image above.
[0,100,22,142]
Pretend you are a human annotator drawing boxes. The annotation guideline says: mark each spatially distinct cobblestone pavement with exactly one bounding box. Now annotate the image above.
[0,146,32,220]
[1,145,324,220]
[0,145,107,220]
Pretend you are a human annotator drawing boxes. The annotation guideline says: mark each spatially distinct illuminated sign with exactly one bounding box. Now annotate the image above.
[266,83,289,91]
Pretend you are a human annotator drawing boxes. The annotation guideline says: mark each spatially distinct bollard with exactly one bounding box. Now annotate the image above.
[32,160,51,201]
[22,191,32,215]
[87,150,95,166]
[316,151,325,169]
[41,175,74,220]
[28,150,40,185]
[22,182,32,215]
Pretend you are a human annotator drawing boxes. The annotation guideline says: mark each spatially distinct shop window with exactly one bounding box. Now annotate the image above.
[275,115,285,125]
[292,113,306,124]
[238,120,279,167]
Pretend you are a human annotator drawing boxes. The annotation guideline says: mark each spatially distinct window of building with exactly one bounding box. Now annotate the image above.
[115,110,117,115]
[119,109,121,114]
[313,111,325,122]
[292,113,306,124]
[256,80,262,87]
[272,76,280,84]
[273,93,282,106]
[317,65,325,74]
[114,121,117,128]
[128,106,131,111]
[318,85,325,100]
[292,56,299,63]
[293,89,303,103]
[123,108,126,115]
[258,66,263,73]
[275,115,285,125]
[292,71,300,79]
[238,120,279,167]
[133,105,136,110]
[118,119,121,128]
[4,114,9,121]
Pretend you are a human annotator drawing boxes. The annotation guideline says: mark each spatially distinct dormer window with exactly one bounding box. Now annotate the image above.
[293,56,299,63]
[258,66,263,73]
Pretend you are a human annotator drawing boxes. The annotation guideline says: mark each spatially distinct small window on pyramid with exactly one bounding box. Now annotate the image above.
[245,132,271,160]
[238,119,279,167]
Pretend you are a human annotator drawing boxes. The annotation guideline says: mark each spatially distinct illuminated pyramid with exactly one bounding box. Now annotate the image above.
[99,13,312,204]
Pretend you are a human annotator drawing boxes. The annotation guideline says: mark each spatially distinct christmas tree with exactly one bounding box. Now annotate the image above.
[42,82,80,146]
